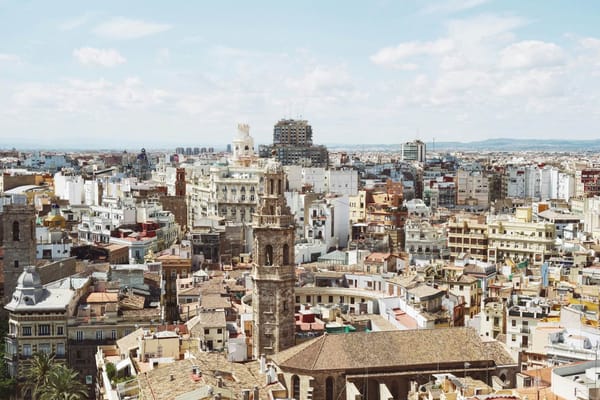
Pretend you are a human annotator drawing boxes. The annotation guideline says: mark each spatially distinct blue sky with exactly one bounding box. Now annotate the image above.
[1,0,600,149]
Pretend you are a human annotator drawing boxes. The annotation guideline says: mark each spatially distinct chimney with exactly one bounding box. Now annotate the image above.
[259,354,266,374]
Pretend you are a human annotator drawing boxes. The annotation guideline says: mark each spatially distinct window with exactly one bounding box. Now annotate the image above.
[204,328,210,335]
[39,343,51,355]
[12,221,20,241]
[76,330,84,341]
[56,326,64,336]
[283,244,289,265]
[96,330,103,340]
[39,325,50,336]
[326,377,334,400]
[511,320,516,327]
[111,330,117,340]
[292,375,300,400]
[217,328,222,334]
[328,296,333,303]
[23,344,32,357]
[22,326,32,336]
[265,245,273,266]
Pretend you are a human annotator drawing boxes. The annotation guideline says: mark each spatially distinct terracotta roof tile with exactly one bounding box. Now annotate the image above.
[272,328,516,372]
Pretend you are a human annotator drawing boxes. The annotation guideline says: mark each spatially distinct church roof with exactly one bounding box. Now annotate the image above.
[271,327,515,372]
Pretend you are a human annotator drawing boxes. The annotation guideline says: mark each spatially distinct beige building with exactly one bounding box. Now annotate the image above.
[4,267,80,380]
[447,215,488,261]
[479,298,505,339]
[186,310,228,351]
[487,210,556,266]
[348,190,368,224]
[456,169,489,208]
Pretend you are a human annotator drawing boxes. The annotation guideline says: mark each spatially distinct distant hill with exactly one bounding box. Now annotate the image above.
[326,138,600,152]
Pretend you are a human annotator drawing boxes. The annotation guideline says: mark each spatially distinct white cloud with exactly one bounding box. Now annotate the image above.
[499,40,565,69]
[13,78,167,113]
[286,65,359,100]
[73,47,126,67]
[157,48,171,64]
[59,13,93,31]
[578,37,600,67]
[421,0,490,14]
[370,39,454,67]
[93,17,171,40]
[496,69,564,97]
[0,53,21,63]
[445,14,526,42]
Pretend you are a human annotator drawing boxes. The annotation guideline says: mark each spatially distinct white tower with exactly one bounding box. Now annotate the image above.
[232,123,256,165]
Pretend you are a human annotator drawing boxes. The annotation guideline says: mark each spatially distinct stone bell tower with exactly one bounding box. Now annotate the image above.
[251,157,295,359]
[1,203,36,305]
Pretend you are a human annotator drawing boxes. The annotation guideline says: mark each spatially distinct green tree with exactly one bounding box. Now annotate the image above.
[0,351,16,399]
[38,364,88,400]
[23,352,55,399]
[0,319,16,397]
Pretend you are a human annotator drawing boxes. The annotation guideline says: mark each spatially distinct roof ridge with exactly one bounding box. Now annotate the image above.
[311,333,328,370]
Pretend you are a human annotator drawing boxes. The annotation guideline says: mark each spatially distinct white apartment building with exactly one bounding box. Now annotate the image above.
[36,226,73,260]
[404,219,448,261]
[78,197,137,243]
[187,126,265,227]
[401,140,426,162]
[404,199,431,218]
[506,165,540,199]
[505,165,574,201]
[506,297,551,358]
[285,165,359,196]
[582,196,600,239]
[305,195,350,250]
[53,172,85,205]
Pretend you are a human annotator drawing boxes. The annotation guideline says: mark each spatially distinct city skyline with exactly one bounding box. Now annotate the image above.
[2,1,600,148]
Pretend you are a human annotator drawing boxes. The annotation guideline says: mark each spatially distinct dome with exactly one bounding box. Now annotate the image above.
[16,266,42,290]
[265,158,283,174]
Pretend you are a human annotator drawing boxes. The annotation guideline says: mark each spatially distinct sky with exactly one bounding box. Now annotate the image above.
[1,0,600,149]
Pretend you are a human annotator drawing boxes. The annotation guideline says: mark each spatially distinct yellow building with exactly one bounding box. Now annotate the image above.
[487,215,556,266]
[447,215,488,261]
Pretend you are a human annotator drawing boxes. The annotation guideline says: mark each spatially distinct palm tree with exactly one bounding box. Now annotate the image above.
[38,364,88,400]
[23,352,55,399]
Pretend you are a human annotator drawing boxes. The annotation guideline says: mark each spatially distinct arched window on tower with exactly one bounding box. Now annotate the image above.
[12,221,20,241]
[291,375,300,400]
[283,243,289,265]
[326,377,334,400]
[265,245,273,266]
